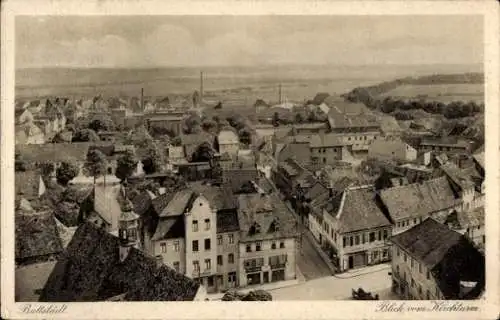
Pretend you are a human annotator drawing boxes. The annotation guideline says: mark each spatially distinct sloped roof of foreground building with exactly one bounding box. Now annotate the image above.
[391,218,485,299]
[40,222,200,302]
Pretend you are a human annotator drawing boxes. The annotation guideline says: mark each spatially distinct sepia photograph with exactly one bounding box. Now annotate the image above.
[2,1,499,319]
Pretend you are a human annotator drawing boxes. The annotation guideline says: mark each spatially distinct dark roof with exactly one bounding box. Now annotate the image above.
[15,210,63,262]
[15,171,43,200]
[222,169,259,193]
[131,191,154,216]
[391,218,485,299]
[54,201,81,227]
[311,93,330,105]
[379,177,458,221]
[151,192,176,217]
[151,216,185,241]
[189,182,237,211]
[217,210,240,233]
[326,186,391,233]
[440,162,477,191]
[157,189,195,218]
[16,143,90,163]
[40,222,200,301]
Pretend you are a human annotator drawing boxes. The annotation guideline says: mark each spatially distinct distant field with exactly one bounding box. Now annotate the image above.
[380,83,484,103]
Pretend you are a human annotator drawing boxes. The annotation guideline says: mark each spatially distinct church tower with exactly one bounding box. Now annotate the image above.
[117,186,140,262]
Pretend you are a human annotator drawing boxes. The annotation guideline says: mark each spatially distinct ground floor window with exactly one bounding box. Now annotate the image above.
[207,276,214,287]
[271,269,285,282]
[228,272,237,288]
[246,272,261,285]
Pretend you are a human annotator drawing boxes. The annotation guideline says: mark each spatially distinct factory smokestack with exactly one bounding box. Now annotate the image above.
[141,88,144,111]
[200,71,204,105]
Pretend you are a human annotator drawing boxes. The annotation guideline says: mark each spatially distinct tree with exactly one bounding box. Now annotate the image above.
[88,116,114,132]
[38,161,55,182]
[83,149,108,186]
[191,142,214,162]
[272,112,280,127]
[115,149,138,182]
[238,128,252,145]
[381,101,396,114]
[171,136,182,146]
[56,161,80,186]
[202,119,217,133]
[183,114,202,134]
[72,129,100,142]
[142,143,163,174]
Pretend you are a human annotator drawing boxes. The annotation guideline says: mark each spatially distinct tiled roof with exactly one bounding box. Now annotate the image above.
[222,169,259,193]
[131,191,154,216]
[16,143,90,163]
[151,216,185,241]
[326,186,391,233]
[440,162,476,190]
[379,177,457,222]
[40,222,200,301]
[15,171,43,200]
[309,133,345,148]
[237,191,298,242]
[54,201,82,227]
[189,182,237,211]
[391,218,485,299]
[160,189,195,217]
[217,210,240,233]
[181,132,215,146]
[457,207,485,228]
[15,210,63,262]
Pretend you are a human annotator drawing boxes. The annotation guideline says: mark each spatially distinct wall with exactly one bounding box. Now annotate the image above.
[153,237,186,274]
[391,244,443,300]
[238,237,296,287]
[327,131,381,151]
[310,146,343,165]
[184,195,218,284]
[216,231,239,290]
[219,143,239,158]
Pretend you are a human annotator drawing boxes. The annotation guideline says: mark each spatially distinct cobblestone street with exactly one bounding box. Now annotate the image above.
[270,264,393,300]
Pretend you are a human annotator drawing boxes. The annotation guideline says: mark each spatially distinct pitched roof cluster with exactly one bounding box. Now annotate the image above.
[325,185,391,233]
[40,222,200,301]
[15,210,63,264]
[379,177,458,222]
[391,218,485,299]
[16,143,90,163]
[309,133,346,148]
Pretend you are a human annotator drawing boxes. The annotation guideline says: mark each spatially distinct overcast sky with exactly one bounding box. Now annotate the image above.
[16,15,483,68]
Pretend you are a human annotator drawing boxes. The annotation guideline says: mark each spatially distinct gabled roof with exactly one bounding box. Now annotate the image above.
[326,185,391,233]
[440,162,476,190]
[158,189,195,218]
[16,143,90,163]
[391,218,485,299]
[189,182,237,211]
[218,130,239,145]
[379,177,457,221]
[131,191,154,216]
[151,216,185,241]
[15,210,63,262]
[40,222,200,301]
[217,210,240,234]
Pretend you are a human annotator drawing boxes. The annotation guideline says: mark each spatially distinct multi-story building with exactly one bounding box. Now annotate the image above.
[368,137,417,162]
[215,209,240,290]
[439,161,484,212]
[144,111,187,136]
[309,133,348,165]
[378,176,460,235]
[419,137,475,155]
[309,185,392,271]
[236,192,298,287]
[444,207,485,250]
[217,130,240,158]
[390,218,485,300]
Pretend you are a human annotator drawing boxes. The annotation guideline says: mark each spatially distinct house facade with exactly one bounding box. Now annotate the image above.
[309,134,348,165]
[368,138,417,162]
[391,218,485,300]
[217,130,240,158]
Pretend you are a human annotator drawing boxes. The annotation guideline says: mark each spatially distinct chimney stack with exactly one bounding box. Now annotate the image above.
[141,88,144,111]
[278,84,282,104]
[200,71,204,104]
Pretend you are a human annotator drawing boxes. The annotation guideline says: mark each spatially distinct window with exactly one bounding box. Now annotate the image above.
[271,242,276,249]
[369,232,375,242]
[414,218,418,224]
[362,233,366,244]
[204,239,211,251]
[396,265,400,276]
[418,285,422,296]
[173,261,180,272]
[426,290,431,300]
[205,219,210,230]
[355,235,360,245]
[343,237,347,247]
[404,253,407,262]
[411,278,415,288]
[280,241,285,249]
[256,241,262,251]
[246,244,251,252]
[217,255,223,266]
[383,230,388,239]
[228,234,234,244]
[378,230,382,241]
[193,260,200,272]
[192,220,198,232]
[174,240,180,252]
[410,258,414,269]
[192,240,199,252]
[228,253,234,264]
[160,242,167,253]
[350,236,354,246]
[426,270,430,280]
[217,235,223,245]
[397,247,400,257]
[418,263,422,273]
[205,259,211,270]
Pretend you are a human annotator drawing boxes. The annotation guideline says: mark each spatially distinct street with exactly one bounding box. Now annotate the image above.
[296,229,332,280]
[270,264,394,300]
